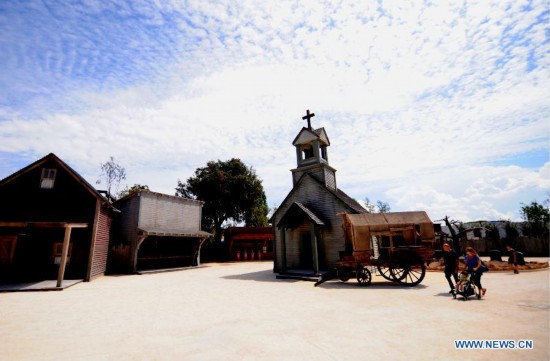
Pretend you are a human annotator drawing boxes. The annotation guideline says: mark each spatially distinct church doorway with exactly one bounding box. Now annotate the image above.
[298,232,314,270]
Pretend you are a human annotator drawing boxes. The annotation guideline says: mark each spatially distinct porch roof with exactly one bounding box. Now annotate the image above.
[277,202,325,228]
[138,227,211,238]
[0,222,88,229]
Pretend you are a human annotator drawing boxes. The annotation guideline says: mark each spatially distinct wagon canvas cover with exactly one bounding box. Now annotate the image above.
[341,211,435,252]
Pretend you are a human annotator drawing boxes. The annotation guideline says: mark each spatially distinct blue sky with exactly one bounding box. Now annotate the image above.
[1,0,548,222]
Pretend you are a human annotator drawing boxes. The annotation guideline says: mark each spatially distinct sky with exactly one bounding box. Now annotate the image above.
[0,0,549,223]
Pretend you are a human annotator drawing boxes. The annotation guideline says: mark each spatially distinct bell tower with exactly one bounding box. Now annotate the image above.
[291,110,337,190]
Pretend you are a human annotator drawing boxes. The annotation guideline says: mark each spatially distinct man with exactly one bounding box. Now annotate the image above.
[441,243,459,294]
[506,245,520,274]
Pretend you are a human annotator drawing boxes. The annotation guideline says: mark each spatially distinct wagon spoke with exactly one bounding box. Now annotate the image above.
[376,265,394,282]
[389,266,407,281]
[397,264,426,287]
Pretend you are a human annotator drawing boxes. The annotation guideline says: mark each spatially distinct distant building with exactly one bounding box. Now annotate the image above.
[225,226,273,261]
[269,112,367,275]
[110,190,211,273]
[0,153,116,285]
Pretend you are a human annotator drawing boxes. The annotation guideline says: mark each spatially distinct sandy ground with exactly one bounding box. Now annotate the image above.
[1,261,549,361]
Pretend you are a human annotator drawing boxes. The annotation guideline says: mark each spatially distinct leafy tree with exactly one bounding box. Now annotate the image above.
[520,201,550,239]
[96,156,126,200]
[118,184,149,199]
[176,158,269,240]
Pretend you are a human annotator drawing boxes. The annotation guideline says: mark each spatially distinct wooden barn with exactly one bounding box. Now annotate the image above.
[269,111,367,276]
[110,190,211,273]
[225,226,274,261]
[0,153,116,286]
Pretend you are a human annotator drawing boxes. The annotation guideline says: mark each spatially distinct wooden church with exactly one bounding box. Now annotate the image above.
[270,110,367,276]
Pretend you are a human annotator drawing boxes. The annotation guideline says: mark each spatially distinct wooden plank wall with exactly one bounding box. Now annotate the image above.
[138,193,201,233]
[89,206,112,279]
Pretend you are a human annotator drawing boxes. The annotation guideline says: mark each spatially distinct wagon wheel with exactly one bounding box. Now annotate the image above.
[389,265,408,282]
[376,264,398,282]
[356,266,372,286]
[391,250,426,287]
[377,256,407,282]
[337,267,352,282]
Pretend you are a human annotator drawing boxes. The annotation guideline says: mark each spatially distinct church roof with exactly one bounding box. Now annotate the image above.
[292,127,330,146]
[269,173,366,224]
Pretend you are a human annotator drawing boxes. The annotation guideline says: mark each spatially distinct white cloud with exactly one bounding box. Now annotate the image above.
[0,0,548,222]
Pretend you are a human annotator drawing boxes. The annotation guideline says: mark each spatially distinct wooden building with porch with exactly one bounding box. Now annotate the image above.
[0,153,116,286]
[225,226,273,261]
[110,190,211,273]
[269,111,367,276]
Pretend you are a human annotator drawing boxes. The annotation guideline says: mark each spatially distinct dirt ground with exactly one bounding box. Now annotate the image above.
[1,260,549,361]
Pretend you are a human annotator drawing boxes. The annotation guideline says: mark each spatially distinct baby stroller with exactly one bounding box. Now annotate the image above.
[453,272,481,301]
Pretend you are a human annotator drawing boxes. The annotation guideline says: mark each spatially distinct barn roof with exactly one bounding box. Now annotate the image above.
[0,153,116,210]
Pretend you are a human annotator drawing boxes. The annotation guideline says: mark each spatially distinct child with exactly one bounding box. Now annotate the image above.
[456,271,469,293]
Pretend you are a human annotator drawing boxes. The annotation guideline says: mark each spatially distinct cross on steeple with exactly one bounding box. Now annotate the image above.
[302,109,315,129]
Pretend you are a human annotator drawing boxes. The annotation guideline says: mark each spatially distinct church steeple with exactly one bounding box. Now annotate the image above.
[290,110,337,190]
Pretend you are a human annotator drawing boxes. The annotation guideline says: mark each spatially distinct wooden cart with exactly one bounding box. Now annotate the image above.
[331,212,436,287]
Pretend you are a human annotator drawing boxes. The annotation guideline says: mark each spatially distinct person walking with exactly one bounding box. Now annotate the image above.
[441,243,459,294]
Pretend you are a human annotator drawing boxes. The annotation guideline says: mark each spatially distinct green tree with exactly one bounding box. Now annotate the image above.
[96,156,126,200]
[176,158,269,240]
[520,201,550,239]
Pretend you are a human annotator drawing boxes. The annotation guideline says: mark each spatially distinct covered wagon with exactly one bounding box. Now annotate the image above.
[333,211,436,287]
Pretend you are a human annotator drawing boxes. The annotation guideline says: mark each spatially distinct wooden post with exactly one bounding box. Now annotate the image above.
[311,223,319,275]
[280,227,287,272]
[132,235,147,273]
[56,226,72,288]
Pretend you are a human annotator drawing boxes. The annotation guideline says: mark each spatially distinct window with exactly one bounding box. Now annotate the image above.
[320,146,327,160]
[302,145,314,159]
[40,168,57,189]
